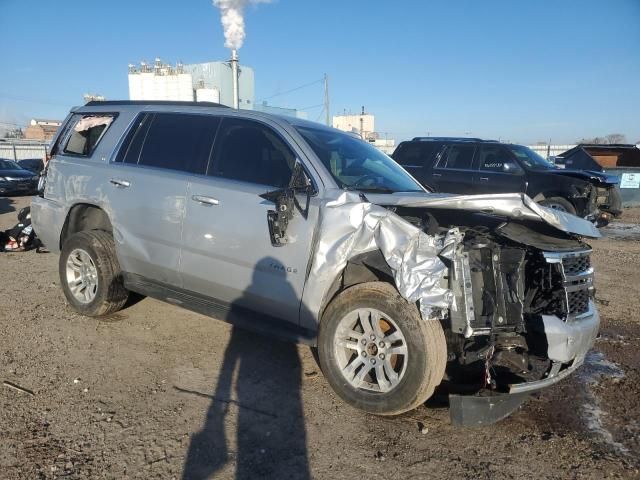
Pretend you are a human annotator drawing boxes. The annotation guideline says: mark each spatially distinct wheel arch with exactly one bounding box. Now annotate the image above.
[317,249,396,325]
[60,203,113,250]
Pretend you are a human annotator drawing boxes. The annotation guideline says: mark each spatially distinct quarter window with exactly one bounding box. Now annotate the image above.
[439,144,475,170]
[116,114,152,164]
[137,113,220,175]
[63,114,115,156]
[210,118,295,188]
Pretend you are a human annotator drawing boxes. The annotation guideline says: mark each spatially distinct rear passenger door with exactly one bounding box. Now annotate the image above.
[107,112,219,287]
[473,144,527,194]
[431,143,477,194]
[180,116,320,326]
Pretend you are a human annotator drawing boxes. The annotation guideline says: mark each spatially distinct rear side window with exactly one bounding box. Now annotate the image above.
[438,144,475,170]
[395,142,443,168]
[209,118,295,188]
[137,113,220,175]
[394,143,424,167]
[63,114,115,156]
[479,145,514,172]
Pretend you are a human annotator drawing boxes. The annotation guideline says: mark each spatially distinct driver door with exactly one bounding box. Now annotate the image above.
[472,144,527,194]
[180,117,320,325]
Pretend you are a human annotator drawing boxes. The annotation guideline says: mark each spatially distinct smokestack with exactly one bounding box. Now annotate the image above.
[231,49,239,109]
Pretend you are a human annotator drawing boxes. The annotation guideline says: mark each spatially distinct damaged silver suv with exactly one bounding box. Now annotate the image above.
[32,101,601,424]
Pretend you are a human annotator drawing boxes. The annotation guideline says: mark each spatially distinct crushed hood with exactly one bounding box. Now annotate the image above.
[363,191,601,238]
[549,169,619,186]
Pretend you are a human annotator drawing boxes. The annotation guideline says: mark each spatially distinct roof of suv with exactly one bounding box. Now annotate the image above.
[74,100,337,133]
[84,100,229,108]
[410,137,500,143]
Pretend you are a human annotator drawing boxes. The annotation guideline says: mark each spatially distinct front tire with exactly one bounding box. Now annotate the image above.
[539,196,577,215]
[318,282,447,416]
[59,230,129,317]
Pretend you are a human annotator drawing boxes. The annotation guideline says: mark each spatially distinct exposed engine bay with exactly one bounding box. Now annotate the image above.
[391,206,596,397]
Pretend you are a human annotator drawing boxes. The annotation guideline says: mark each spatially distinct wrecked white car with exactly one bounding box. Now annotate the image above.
[32,101,600,425]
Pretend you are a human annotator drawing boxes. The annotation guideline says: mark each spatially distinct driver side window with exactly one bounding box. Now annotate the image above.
[209,118,295,188]
[479,145,516,172]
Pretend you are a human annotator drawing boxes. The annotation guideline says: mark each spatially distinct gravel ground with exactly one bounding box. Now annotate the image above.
[1,195,639,480]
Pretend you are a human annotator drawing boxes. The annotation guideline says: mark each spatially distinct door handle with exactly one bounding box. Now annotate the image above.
[192,195,220,206]
[110,178,131,188]
[432,173,442,177]
[479,177,489,181]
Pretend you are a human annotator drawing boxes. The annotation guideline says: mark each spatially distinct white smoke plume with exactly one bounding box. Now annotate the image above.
[212,0,271,51]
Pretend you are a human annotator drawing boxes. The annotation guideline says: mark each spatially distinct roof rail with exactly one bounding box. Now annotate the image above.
[84,100,229,108]
[411,136,484,142]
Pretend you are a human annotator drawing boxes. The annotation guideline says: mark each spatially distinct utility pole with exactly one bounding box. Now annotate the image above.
[323,73,330,126]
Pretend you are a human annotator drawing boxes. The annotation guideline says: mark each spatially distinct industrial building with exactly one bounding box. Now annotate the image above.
[333,108,396,154]
[127,58,255,108]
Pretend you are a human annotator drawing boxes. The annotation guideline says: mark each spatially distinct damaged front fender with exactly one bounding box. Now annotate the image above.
[301,191,461,328]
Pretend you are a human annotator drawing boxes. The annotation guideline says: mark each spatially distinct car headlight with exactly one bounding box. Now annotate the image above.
[31,175,40,181]
[0,177,7,182]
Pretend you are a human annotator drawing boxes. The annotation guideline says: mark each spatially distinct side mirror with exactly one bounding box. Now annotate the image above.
[503,162,524,175]
[260,160,312,247]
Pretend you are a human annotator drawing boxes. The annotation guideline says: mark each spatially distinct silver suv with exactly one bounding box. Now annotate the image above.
[32,101,601,424]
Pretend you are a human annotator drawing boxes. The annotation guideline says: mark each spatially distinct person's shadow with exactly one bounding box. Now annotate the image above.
[182,257,311,480]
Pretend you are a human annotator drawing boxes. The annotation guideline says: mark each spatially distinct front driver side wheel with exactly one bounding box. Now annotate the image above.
[318,282,447,416]
[539,197,577,215]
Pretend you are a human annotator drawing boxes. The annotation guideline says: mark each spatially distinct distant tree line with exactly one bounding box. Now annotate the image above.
[577,133,627,145]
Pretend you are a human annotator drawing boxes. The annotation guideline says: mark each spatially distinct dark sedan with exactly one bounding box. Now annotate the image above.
[18,158,45,174]
[0,159,40,195]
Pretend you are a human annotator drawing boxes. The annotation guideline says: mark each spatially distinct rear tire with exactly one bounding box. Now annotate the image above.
[59,230,129,317]
[318,282,447,416]
[539,197,577,215]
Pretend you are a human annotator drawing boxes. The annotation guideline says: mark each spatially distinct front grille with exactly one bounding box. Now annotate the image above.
[543,250,593,319]
[562,255,591,276]
[568,289,590,315]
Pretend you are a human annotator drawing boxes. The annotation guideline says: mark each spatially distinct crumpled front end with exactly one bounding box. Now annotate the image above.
[301,190,600,425]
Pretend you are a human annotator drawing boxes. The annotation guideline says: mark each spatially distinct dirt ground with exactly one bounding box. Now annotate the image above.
[1,195,639,480]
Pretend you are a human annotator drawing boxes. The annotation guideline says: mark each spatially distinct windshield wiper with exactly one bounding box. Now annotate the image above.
[344,185,396,194]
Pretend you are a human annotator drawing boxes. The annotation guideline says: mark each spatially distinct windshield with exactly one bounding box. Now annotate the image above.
[0,159,21,170]
[296,126,423,193]
[508,145,555,170]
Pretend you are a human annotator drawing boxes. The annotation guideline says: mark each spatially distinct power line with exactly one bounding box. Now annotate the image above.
[258,78,324,103]
[298,103,324,111]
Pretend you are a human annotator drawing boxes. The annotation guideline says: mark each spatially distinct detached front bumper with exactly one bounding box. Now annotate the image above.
[509,301,599,394]
[450,301,600,426]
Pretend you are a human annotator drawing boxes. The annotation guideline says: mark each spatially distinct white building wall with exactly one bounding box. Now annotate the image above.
[128,72,194,101]
[333,113,375,138]
[526,144,576,159]
[196,88,221,103]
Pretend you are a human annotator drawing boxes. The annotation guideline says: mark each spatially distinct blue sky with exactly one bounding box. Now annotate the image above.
[1,0,639,144]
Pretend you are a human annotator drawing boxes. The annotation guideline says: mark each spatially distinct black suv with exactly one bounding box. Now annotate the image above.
[392,138,621,224]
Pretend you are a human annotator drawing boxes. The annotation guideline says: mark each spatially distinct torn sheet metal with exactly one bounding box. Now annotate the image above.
[304,191,460,320]
[364,192,601,238]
